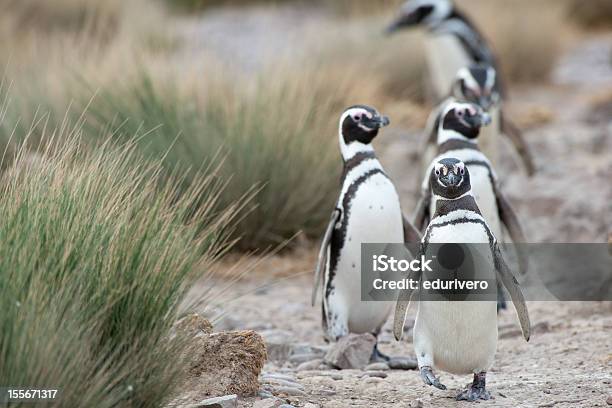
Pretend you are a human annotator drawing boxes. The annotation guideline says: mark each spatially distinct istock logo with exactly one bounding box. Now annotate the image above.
[372,255,434,273]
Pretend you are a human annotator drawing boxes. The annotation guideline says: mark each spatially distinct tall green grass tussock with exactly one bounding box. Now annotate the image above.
[75,68,344,249]
[0,129,240,406]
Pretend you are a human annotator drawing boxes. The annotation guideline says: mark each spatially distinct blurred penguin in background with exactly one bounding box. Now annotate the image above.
[387,0,503,102]
[419,64,536,177]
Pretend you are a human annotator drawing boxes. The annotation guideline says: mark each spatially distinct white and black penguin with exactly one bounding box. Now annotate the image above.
[414,101,528,280]
[394,158,530,401]
[420,64,535,176]
[386,0,503,102]
[311,105,420,360]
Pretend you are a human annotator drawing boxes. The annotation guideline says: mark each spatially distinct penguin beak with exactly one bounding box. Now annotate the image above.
[444,172,460,187]
[385,12,419,34]
[364,114,391,129]
[465,112,492,128]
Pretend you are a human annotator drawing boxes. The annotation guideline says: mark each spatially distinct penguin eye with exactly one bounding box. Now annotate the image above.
[434,169,441,176]
[459,167,465,175]
[456,109,464,117]
[353,115,361,121]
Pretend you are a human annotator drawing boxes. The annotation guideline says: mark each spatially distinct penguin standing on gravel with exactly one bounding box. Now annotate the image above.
[394,158,530,401]
[311,105,421,360]
[419,64,535,176]
[386,0,503,102]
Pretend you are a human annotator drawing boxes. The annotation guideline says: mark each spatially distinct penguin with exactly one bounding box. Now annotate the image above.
[311,105,421,361]
[420,64,535,177]
[414,100,527,274]
[393,158,530,401]
[386,0,503,102]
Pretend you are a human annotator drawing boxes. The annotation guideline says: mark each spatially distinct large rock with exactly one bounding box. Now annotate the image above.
[183,330,267,398]
[324,333,376,370]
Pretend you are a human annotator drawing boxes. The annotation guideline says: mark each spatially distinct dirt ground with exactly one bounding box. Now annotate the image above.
[185,6,612,408]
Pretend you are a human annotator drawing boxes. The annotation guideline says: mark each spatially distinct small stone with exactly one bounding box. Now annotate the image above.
[272,386,307,397]
[253,398,282,408]
[606,395,612,405]
[330,373,343,381]
[278,405,296,408]
[324,333,376,370]
[361,370,388,379]
[263,378,304,389]
[388,356,418,370]
[319,389,337,396]
[364,377,383,384]
[364,362,390,371]
[196,394,237,408]
[258,390,274,399]
[262,373,296,382]
[296,359,324,371]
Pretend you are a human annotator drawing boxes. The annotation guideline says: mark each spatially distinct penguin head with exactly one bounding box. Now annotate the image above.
[338,105,390,159]
[438,101,491,143]
[453,64,501,111]
[386,0,453,33]
[430,158,471,199]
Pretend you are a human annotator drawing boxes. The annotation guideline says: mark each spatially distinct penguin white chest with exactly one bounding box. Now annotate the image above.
[425,35,472,101]
[334,173,404,334]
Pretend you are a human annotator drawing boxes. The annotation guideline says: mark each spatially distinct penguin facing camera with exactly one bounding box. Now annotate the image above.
[394,158,531,401]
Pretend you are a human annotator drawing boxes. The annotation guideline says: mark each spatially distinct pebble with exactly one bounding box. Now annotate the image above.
[272,386,307,397]
[253,399,282,408]
[263,378,304,390]
[606,395,612,405]
[330,373,343,381]
[364,362,390,371]
[262,373,297,382]
[388,357,418,370]
[319,389,337,396]
[278,405,296,408]
[364,377,383,384]
[361,370,388,379]
[196,394,237,408]
[289,353,319,364]
[296,359,324,371]
[258,390,274,399]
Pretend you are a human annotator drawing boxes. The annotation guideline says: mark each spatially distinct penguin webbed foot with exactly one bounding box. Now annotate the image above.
[456,372,491,401]
[370,342,391,363]
[420,366,447,390]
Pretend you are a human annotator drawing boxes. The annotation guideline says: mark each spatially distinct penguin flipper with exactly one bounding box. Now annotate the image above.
[494,184,529,276]
[393,273,420,341]
[311,209,340,307]
[500,113,536,177]
[493,245,531,342]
